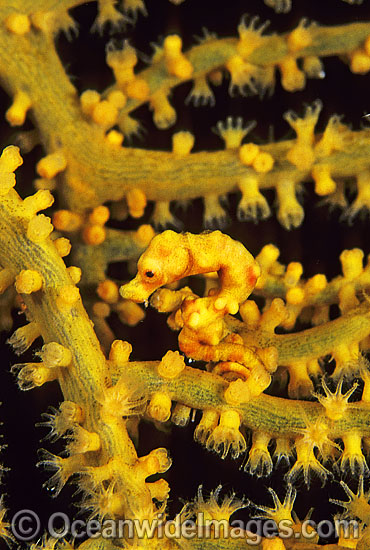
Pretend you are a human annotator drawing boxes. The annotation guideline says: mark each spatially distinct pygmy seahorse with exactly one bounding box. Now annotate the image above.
[120,230,261,328]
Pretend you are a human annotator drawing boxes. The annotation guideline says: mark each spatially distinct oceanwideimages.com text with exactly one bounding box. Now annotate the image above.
[10,509,360,545]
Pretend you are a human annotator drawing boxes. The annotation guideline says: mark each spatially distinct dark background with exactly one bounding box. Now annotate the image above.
[1,0,370,545]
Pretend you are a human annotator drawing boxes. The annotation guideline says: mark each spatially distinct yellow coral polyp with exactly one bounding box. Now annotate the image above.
[226,55,258,91]
[252,151,274,173]
[245,431,272,476]
[163,35,193,79]
[106,129,124,146]
[147,391,172,422]
[109,340,132,364]
[284,262,303,286]
[126,188,147,218]
[286,286,305,305]
[106,41,138,84]
[316,378,357,421]
[15,269,43,294]
[0,145,23,174]
[237,15,268,58]
[116,299,145,326]
[341,433,368,475]
[5,13,31,35]
[224,378,249,405]
[125,78,150,100]
[107,89,127,109]
[303,55,325,79]
[97,280,119,304]
[237,175,271,222]
[206,410,246,459]
[54,237,71,257]
[350,48,370,74]
[312,164,337,196]
[5,90,32,126]
[36,151,67,179]
[57,285,80,309]
[287,24,312,53]
[304,273,327,295]
[82,224,106,245]
[80,89,101,116]
[279,56,306,92]
[149,91,176,129]
[157,350,185,379]
[27,214,54,243]
[69,266,82,286]
[239,299,261,328]
[239,143,259,165]
[53,210,82,232]
[40,342,72,368]
[23,190,54,215]
[67,426,101,454]
[92,100,118,128]
[88,205,110,226]
[16,363,59,390]
[340,248,364,280]
[172,131,194,157]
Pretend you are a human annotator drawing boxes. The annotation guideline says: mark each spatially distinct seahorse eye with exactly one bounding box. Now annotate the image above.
[145,270,155,278]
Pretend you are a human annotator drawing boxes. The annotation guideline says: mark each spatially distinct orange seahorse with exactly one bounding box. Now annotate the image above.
[119,229,260,325]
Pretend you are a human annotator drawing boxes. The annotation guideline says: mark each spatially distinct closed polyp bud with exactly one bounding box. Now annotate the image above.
[27,214,53,242]
[15,270,43,294]
[89,206,110,226]
[37,151,67,179]
[82,225,106,245]
[67,266,82,284]
[305,274,327,294]
[106,130,124,146]
[54,237,71,257]
[256,244,280,271]
[350,49,370,74]
[80,90,100,116]
[279,56,305,92]
[239,143,259,165]
[109,340,132,364]
[0,145,23,173]
[97,280,119,304]
[6,90,32,126]
[135,224,155,246]
[5,13,31,34]
[53,210,82,232]
[172,131,194,157]
[312,165,336,196]
[107,90,127,109]
[287,25,312,53]
[340,249,364,280]
[148,392,172,422]
[252,151,274,173]
[23,190,54,214]
[41,342,72,367]
[92,101,118,128]
[284,262,303,286]
[158,350,185,379]
[286,287,305,305]
[57,285,80,307]
[126,188,147,218]
[239,300,260,328]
